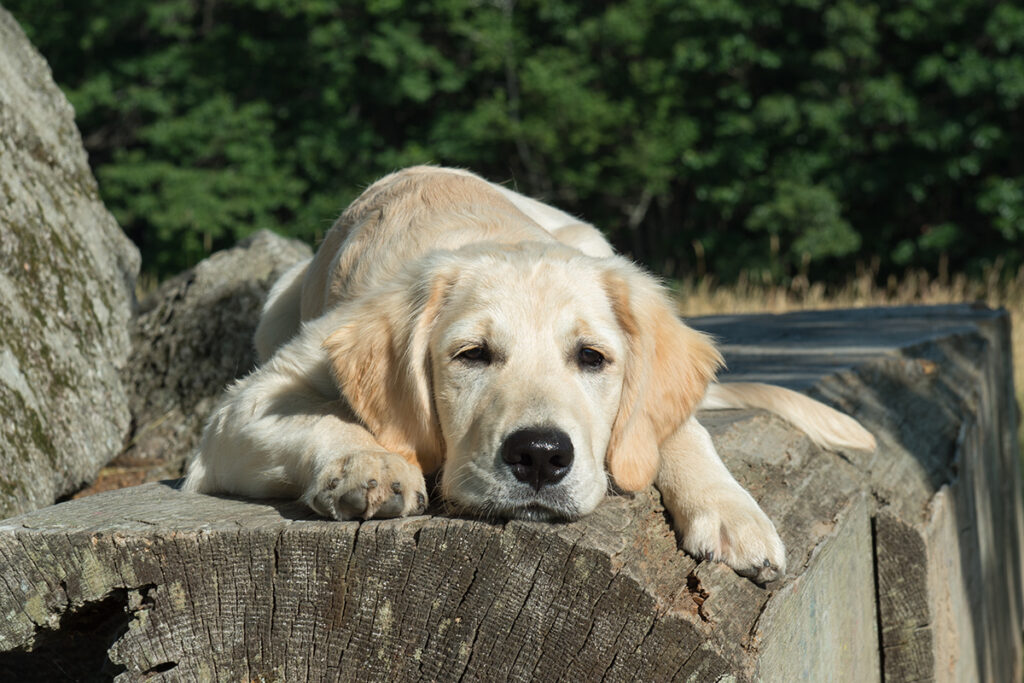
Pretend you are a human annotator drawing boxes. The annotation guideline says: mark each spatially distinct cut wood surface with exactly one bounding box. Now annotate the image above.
[0,305,1020,682]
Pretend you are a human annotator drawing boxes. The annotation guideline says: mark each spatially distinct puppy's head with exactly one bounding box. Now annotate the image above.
[323,242,721,520]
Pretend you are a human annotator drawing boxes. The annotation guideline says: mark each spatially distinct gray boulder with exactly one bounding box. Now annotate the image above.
[0,8,140,518]
[115,230,311,484]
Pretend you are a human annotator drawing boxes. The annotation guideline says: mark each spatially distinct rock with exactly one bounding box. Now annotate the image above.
[104,231,311,488]
[0,305,1018,680]
[0,8,140,518]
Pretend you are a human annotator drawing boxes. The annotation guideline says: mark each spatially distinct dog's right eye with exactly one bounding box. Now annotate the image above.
[577,346,606,371]
[454,345,492,364]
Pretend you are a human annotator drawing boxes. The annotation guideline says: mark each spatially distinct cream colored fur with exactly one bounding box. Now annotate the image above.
[185,166,875,583]
[701,382,876,451]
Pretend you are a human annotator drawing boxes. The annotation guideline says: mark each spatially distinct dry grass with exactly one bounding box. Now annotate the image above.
[673,265,1024,440]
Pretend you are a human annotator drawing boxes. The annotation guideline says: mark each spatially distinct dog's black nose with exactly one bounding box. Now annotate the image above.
[501,428,574,490]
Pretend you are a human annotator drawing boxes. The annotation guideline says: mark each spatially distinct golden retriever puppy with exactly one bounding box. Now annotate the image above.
[184,166,874,583]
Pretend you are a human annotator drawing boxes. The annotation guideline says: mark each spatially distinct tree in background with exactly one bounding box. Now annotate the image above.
[8,0,1024,281]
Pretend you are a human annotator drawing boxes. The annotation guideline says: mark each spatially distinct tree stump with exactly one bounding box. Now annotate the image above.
[0,305,1020,682]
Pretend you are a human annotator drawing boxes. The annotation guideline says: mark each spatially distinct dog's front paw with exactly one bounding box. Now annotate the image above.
[677,486,786,584]
[305,451,428,521]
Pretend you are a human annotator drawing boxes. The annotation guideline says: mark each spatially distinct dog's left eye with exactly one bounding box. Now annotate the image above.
[577,347,606,370]
[454,344,492,364]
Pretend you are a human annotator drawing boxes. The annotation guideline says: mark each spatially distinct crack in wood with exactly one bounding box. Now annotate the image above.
[0,582,155,681]
[871,514,886,682]
[142,660,178,675]
[743,587,773,653]
[562,564,622,673]
[459,529,551,679]
[685,571,710,623]
[511,530,588,677]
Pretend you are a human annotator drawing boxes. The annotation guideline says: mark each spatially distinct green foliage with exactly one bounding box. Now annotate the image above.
[8,0,1024,280]
[746,182,860,276]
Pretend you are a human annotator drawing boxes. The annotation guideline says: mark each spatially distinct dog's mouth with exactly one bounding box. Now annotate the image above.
[446,498,580,523]
[437,460,587,522]
[500,500,580,522]
[439,479,582,522]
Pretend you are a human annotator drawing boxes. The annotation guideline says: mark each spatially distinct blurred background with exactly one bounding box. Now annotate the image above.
[8,0,1024,309]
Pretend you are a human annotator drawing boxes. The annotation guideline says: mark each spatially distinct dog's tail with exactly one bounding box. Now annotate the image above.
[700,382,877,452]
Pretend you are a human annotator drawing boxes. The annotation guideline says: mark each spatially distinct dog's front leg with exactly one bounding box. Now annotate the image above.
[184,343,428,521]
[656,416,786,583]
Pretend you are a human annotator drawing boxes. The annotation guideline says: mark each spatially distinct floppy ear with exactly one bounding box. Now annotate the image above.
[603,262,723,491]
[321,265,453,473]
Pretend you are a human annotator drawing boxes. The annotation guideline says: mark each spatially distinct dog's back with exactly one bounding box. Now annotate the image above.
[255,166,610,362]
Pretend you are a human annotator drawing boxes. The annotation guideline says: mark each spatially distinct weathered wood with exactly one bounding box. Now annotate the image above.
[699,304,1024,682]
[0,305,1020,681]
